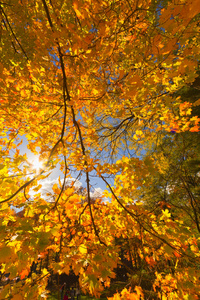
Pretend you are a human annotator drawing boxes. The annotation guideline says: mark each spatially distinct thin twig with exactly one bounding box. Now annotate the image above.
[0,5,29,60]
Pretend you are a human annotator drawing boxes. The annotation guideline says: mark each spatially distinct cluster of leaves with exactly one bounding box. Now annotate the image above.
[0,0,200,298]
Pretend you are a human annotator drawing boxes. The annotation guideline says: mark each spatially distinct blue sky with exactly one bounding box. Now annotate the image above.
[16,135,109,201]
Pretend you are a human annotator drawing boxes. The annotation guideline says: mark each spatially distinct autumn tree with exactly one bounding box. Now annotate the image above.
[0,0,200,299]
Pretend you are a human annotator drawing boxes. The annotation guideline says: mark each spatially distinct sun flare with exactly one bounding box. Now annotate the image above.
[29,156,44,173]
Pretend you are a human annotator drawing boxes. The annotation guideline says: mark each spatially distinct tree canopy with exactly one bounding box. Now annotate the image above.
[0,0,200,299]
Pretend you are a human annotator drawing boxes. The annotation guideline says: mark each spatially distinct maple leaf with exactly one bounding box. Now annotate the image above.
[0,0,200,298]
[20,269,29,280]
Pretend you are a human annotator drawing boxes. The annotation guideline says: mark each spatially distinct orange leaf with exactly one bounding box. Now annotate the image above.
[20,269,29,279]
[190,125,199,132]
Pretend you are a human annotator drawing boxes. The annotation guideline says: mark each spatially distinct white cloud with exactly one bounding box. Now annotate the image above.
[29,177,82,201]
[90,187,104,199]
[28,176,109,203]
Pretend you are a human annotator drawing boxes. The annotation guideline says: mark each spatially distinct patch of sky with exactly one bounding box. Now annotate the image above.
[160,26,165,33]
[156,0,163,17]
[149,54,155,60]
[89,25,98,33]
[49,51,60,68]
[8,134,108,203]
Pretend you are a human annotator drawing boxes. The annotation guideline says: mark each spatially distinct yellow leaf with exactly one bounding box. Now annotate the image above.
[42,268,49,276]
[193,99,200,106]
[79,244,87,254]
[73,1,83,19]
[20,90,27,97]
[134,286,144,299]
